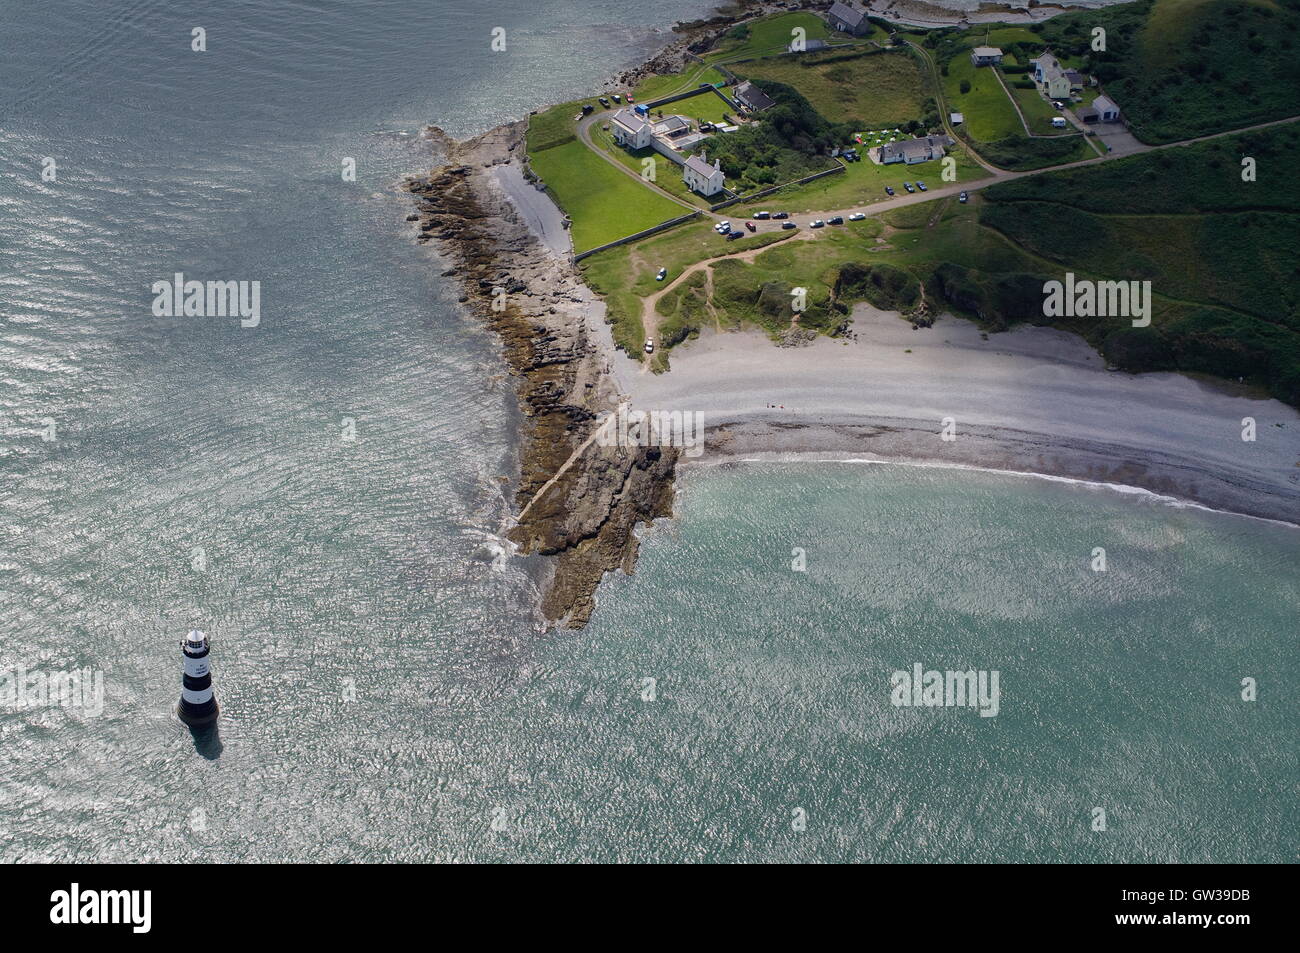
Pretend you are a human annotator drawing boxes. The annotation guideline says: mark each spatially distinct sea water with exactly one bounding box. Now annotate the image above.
[1,0,1293,862]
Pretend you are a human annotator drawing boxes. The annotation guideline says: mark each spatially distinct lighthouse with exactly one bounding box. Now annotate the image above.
[177,629,219,727]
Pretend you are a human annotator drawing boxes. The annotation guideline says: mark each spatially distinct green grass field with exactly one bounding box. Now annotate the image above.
[979,27,1041,47]
[735,49,927,127]
[1006,81,1070,135]
[528,140,685,253]
[633,64,728,103]
[525,99,585,153]
[935,46,1094,171]
[588,125,710,208]
[651,90,733,125]
[704,12,833,62]
[942,55,1022,143]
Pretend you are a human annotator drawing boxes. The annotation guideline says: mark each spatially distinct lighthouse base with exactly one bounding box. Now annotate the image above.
[177,698,220,728]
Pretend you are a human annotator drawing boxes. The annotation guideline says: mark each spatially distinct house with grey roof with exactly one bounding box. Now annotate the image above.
[970,46,1003,67]
[1092,94,1121,122]
[610,108,651,149]
[1032,51,1072,100]
[877,134,952,165]
[733,80,776,113]
[789,37,830,53]
[825,1,870,36]
[653,115,691,138]
[683,151,726,196]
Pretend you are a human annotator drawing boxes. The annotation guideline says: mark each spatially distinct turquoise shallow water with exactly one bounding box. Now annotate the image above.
[0,0,1295,863]
[454,462,1298,862]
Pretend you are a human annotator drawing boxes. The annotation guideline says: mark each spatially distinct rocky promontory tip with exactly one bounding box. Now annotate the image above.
[406,122,678,628]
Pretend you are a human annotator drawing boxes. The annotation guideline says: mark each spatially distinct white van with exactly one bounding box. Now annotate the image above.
[1051,117,1068,129]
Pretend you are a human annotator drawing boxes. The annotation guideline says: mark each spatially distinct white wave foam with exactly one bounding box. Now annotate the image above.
[730,455,1300,530]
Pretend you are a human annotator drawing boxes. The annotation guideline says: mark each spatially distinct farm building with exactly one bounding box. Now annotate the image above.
[825,1,870,36]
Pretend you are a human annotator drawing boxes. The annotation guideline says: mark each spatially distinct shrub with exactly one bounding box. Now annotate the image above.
[835,262,921,312]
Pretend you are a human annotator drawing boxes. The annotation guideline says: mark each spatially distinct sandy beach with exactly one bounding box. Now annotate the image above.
[490,163,571,259]
[622,306,1300,525]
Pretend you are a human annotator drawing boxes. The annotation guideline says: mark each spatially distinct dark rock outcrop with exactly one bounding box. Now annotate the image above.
[405,123,677,628]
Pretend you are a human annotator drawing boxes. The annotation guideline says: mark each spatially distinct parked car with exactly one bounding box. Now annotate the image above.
[810,219,825,228]
[828,216,844,225]
[903,182,915,193]
[958,191,969,203]
[884,186,895,196]
[781,221,797,230]
[626,94,635,103]
[714,220,731,234]
[726,230,744,240]
[1052,101,1065,110]
[644,339,654,354]
[745,221,756,232]
[656,268,667,281]
[773,211,789,220]
[754,211,771,220]
[581,104,594,115]
[916,181,927,191]
[598,97,609,107]
[848,212,866,221]
[611,94,622,104]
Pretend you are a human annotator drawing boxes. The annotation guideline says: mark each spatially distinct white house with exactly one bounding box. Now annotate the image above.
[610,108,651,149]
[1032,52,1072,100]
[1092,94,1121,122]
[878,134,951,165]
[683,152,725,196]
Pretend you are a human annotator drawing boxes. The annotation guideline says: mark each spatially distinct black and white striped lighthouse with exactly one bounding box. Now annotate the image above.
[177,629,219,728]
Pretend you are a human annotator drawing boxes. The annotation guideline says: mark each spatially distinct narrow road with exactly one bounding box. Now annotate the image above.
[641,229,817,367]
